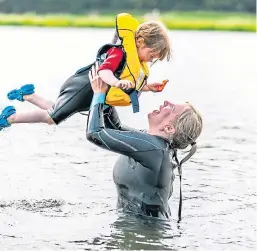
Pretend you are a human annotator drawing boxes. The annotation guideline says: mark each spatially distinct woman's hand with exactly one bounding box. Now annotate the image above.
[88,63,109,93]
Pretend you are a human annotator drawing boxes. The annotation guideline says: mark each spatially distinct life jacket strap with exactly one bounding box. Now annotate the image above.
[129,91,139,113]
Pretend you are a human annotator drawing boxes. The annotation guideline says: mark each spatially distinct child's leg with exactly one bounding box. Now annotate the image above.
[8,109,55,125]
[3,65,94,129]
[1,106,54,131]
[23,93,54,110]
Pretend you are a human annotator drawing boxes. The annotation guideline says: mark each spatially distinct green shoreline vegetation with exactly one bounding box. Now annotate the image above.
[0,12,255,32]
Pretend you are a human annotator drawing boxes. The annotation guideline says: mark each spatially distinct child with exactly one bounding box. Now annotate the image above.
[0,13,171,131]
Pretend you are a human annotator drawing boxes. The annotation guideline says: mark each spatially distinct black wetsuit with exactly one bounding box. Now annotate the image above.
[47,64,94,124]
[86,105,176,219]
[48,44,126,124]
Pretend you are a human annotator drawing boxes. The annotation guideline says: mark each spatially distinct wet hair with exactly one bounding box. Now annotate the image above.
[169,104,203,168]
[135,21,171,61]
[168,104,203,222]
[172,104,203,150]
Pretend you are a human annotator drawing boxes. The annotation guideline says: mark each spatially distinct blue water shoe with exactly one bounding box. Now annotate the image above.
[7,84,35,102]
[0,106,16,131]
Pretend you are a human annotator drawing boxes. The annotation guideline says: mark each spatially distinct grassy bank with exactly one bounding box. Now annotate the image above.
[0,11,255,32]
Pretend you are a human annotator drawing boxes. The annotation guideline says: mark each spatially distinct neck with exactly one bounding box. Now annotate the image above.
[147,128,169,141]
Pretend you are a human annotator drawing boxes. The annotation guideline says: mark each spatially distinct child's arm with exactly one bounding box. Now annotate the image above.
[98,70,132,89]
[98,69,119,86]
[97,47,133,89]
[141,79,169,92]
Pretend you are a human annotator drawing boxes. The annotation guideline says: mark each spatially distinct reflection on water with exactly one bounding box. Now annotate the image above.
[0,27,256,250]
[69,213,178,250]
[100,213,176,250]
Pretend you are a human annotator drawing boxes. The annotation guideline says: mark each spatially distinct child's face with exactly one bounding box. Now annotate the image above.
[137,40,160,63]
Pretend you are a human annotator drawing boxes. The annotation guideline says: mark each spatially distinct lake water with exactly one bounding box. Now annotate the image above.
[0,27,256,250]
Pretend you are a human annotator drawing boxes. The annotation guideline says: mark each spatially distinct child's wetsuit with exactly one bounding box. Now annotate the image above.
[48,47,124,124]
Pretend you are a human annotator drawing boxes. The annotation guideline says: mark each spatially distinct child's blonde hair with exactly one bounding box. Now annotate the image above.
[136,21,171,61]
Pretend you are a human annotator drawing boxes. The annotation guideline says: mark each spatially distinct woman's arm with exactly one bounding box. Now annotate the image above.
[86,65,162,164]
[86,101,160,159]
[103,106,140,131]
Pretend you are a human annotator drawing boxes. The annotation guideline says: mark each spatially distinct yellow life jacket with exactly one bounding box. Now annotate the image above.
[102,13,150,112]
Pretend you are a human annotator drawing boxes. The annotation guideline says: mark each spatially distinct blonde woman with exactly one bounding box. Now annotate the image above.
[87,64,203,221]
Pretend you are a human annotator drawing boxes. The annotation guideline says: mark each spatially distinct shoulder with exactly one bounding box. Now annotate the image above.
[126,130,169,150]
[107,46,124,56]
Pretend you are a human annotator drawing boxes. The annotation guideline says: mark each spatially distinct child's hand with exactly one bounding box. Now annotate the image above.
[143,80,169,92]
[114,80,133,90]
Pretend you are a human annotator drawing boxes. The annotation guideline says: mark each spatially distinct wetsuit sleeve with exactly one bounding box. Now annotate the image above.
[98,47,124,73]
[103,106,139,131]
[86,100,163,165]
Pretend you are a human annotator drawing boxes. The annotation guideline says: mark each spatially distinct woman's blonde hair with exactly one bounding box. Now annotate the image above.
[169,104,202,222]
[135,21,171,61]
[172,104,203,150]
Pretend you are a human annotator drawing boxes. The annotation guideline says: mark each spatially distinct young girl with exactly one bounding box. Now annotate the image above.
[0,13,171,131]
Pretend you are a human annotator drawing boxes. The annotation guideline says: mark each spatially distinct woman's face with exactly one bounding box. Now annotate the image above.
[148,101,190,131]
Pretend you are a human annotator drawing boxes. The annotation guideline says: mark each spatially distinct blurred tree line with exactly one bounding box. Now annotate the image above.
[0,0,255,14]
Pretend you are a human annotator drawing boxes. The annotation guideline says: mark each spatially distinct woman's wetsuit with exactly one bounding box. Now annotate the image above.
[86,104,176,219]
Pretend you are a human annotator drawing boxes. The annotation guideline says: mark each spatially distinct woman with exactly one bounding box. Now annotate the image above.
[86,64,203,220]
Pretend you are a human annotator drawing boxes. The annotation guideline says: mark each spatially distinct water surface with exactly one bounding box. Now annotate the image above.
[0,27,256,250]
